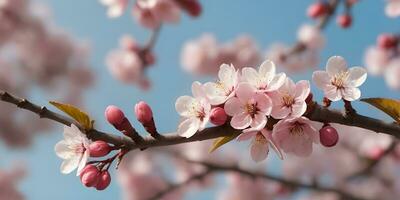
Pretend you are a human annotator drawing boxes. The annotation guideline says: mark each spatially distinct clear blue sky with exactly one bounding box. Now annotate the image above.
[0,0,398,199]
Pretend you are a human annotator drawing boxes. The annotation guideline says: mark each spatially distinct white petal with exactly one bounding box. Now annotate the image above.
[241,67,259,87]
[55,141,73,159]
[204,82,227,105]
[175,96,196,117]
[326,56,348,76]
[346,67,367,88]
[312,71,330,89]
[294,80,310,100]
[177,118,200,138]
[230,113,252,129]
[259,60,276,77]
[219,64,235,86]
[192,81,205,99]
[76,150,90,176]
[265,72,286,92]
[324,86,342,101]
[60,156,80,174]
[342,87,361,101]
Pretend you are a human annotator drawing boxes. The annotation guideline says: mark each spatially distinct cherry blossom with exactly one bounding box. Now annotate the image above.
[385,0,400,18]
[270,78,310,119]
[364,47,391,76]
[175,81,211,138]
[99,0,127,18]
[297,24,325,50]
[224,82,272,131]
[241,60,286,92]
[237,129,283,162]
[204,64,239,105]
[384,59,400,90]
[133,0,180,29]
[312,56,367,101]
[272,117,319,157]
[54,124,90,175]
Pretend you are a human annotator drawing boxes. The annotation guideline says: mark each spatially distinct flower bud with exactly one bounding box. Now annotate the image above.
[307,2,328,19]
[319,125,339,147]
[89,141,111,157]
[105,105,125,126]
[80,165,100,187]
[337,14,352,29]
[95,171,112,191]
[210,107,228,126]
[135,101,153,124]
[377,34,398,49]
[178,0,202,17]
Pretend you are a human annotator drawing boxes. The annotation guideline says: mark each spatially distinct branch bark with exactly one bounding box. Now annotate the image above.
[1,90,400,151]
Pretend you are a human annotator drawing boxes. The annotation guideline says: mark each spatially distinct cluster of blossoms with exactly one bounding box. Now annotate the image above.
[100,0,202,29]
[181,34,262,76]
[364,33,400,90]
[176,56,367,162]
[0,0,93,147]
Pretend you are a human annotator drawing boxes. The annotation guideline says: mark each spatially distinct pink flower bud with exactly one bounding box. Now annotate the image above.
[177,0,202,17]
[337,14,352,29]
[80,165,100,187]
[95,171,112,191]
[210,107,228,126]
[319,125,339,147]
[89,141,111,157]
[105,105,125,126]
[377,34,398,49]
[307,2,328,19]
[135,101,153,124]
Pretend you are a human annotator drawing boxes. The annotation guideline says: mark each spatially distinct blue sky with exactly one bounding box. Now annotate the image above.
[0,0,399,199]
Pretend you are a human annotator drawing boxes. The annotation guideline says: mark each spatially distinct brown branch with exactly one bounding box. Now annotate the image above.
[1,90,400,151]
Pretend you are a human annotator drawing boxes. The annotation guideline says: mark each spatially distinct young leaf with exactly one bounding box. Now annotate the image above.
[361,98,400,123]
[50,101,93,129]
[209,135,236,153]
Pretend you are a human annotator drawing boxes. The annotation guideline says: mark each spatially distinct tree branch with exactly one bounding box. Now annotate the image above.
[1,90,400,152]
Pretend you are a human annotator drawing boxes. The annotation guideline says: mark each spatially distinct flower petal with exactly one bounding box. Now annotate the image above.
[250,113,267,130]
[177,118,200,138]
[294,80,310,100]
[230,113,252,129]
[55,141,73,159]
[324,85,342,101]
[255,93,272,114]
[60,156,80,174]
[342,87,361,101]
[265,72,286,92]
[326,56,348,76]
[175,96,196,117]
[241,67,259,87]
[312,71,331,90]
[346,67,367,88]
[224,97,243,116]
[290,102,307,119]
[250,138,269,162]
[204,82,227,105]
[237,131,258,141]
[235,82,256,101]
[191,81,205,99]
[259,60,276,77]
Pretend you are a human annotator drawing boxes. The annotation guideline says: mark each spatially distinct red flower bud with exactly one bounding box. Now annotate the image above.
[135,101,153,124]
[210,107,228,126]
[80,165,100,187]
[89,141,111,157]
[377,33,398,50]
[337,14,352,29]
[105,105,125,126]
[95,171,112,191]
[319,125,339,147]
[178,0,202,17]
[307,2,328,19]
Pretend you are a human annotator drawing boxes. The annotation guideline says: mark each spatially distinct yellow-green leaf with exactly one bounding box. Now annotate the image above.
[50,101,93,129]
[209,135,236,153]
[361,98,400,123]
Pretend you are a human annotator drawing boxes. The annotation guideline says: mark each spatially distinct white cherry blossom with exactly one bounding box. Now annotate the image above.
[312,56,367,101]
[54,124,90,175]
[175,81,211,138]
[241,60,286,92]
[204,64,239,105]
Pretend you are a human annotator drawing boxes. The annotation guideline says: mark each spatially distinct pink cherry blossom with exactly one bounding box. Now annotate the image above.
[384,59,400,90]
[175,81,211,138]
[204,64,239,105]
[270,78,310,119]
[133,0,180,29]
[272,117,319,157]
[364,47,392,76]
[385,0,400,18]
[312,56,367,101]
[297,24,325,50]
[99,0,127,18]
[224,82,272,130]
[237,129,283,162]
[241,60,286,92]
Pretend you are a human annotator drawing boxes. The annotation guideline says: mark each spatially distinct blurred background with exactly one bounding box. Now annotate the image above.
[0,0,398,199]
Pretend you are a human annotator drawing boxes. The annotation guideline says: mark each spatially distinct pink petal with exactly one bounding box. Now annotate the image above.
[294,80,310,100]
[250,140,269,162]
[342,87,361,101]
[230,113,252,129]
[312,71,330,90]
[346,67,367,88]
[192,81,205,99]
[254,93,272,114]
[224,97,243,116]
[237,131,258,141]
[265,72,286,92]
[271,105,291,119]
[324,85,342,101]
[290,102,307,119]
[250,113,267,130]
[235,82,256,101]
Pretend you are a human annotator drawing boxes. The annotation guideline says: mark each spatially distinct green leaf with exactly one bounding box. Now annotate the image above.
[50,101,93,129]
[209,135,236,153]
[361,98,400,123]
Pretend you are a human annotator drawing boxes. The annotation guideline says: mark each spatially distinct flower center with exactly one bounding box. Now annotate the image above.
[216,81,233,96]
[74,143,86,154]
[331,71,349,89]
[189,102,206,121]
[245,102,258,117]
[289,122,304,136]
[282,94,295,107]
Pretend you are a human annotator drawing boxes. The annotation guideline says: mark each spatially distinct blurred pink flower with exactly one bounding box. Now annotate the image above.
[100,0,127,18]
[133,0,180,29]
[364,47,392,76]
[272,117,319,157]
[297,24,325,50]
[384,58,400,90]
[386,0,400,18]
